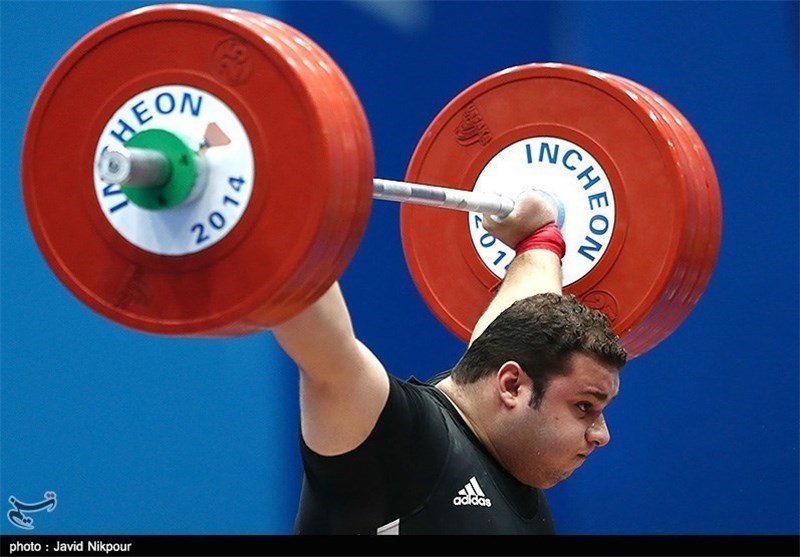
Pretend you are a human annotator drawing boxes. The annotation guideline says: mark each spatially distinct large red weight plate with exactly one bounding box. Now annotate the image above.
[217,8,368,325]
[22,4,373,335]
[400,63,697,358]
[607,75,711,354]
[227,9,374,320]
[611,75,721,354]
[637,80,723,303]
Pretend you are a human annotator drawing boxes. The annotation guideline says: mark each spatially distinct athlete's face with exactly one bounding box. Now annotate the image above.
[496,352,620,489]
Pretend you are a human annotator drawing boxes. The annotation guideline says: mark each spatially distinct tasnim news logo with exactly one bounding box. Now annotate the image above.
[7,491,57,530]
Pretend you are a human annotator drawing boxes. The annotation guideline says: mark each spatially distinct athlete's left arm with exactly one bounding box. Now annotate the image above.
[469,191,563,345]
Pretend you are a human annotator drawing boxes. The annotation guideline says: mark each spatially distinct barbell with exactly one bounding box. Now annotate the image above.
[96,143,522,219]
[21,4,722,359]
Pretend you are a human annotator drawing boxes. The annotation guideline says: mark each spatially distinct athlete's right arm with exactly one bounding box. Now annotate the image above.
[271,281,390,456]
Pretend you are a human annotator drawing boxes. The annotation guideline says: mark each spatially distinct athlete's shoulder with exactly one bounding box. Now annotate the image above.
[388,371,454,412]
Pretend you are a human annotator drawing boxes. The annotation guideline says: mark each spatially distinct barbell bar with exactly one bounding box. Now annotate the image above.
[97,144,520,219]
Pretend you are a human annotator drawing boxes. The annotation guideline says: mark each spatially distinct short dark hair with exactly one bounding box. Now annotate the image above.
[451,293,627,407]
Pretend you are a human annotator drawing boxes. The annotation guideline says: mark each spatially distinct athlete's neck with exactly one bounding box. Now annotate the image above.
[436,377,501,461]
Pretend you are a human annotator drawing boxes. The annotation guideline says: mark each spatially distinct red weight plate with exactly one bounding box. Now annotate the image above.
[234,10,373,318]
[266,15,375,302]
[258,10,373,317]
[608,75,710,355]
[614,76,721,354]
[634,83,715,347]
[22,4,366,335]
[298,31,374,308]
[212,8,345,328]
[644,84,723,304]
[223,9,370,325]
[400,63,691,357]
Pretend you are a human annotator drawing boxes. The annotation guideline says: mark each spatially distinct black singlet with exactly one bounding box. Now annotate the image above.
[294,372,555,535]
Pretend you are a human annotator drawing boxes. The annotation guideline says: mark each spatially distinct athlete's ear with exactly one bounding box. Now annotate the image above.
[496,361,528,408]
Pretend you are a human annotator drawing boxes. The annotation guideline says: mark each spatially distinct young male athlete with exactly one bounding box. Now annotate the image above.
[272,190,628,534]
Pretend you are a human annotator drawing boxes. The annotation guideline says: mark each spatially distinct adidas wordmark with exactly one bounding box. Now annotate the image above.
[453,476,492,507]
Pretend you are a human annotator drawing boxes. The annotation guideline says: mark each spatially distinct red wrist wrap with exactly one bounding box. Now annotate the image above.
[489,223,565,293]
[514,222,566,259]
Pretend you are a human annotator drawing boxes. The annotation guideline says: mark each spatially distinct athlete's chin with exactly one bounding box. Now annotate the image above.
[547,474,572,488]
[549,465,580,487]
[523,469,574,489]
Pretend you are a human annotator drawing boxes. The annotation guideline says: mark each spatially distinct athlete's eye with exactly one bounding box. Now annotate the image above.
[576,402,592,414]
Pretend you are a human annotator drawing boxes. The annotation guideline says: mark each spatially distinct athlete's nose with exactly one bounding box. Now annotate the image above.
[586,413,611,447]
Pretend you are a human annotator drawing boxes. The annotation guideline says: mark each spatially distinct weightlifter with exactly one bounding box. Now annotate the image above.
[272,189,628,535]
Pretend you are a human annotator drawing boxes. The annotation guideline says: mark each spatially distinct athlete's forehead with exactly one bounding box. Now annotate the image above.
[547,353,620,401]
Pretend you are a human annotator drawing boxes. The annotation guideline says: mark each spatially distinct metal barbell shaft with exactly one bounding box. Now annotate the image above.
[97,144,171,188]
[97,147,516,218]
[373,178,514,218]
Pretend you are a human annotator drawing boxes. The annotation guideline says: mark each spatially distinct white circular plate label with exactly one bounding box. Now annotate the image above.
[469,137,616,286]
[93,85,254,255]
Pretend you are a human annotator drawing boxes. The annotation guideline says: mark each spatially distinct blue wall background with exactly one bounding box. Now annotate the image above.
[1,0,797,536]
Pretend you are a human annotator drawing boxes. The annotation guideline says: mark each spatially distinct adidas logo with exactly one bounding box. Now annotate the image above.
[452,476,492,507]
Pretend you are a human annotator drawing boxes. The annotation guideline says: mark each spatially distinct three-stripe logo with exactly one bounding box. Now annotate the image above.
[452,476,492,507]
